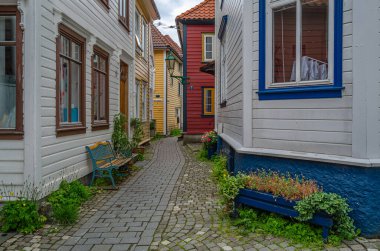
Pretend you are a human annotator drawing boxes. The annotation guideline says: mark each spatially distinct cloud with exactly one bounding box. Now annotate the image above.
[154,0,203,44]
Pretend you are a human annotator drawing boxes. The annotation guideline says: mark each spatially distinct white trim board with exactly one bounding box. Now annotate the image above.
[220,133,380,168]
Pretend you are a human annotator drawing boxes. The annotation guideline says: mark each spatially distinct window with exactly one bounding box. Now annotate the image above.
[118,0,130,30]
[135,80,140,118]
[0,7,22,139]
[203,88,215,116]
[142,20,147,57]
[135,11,141,49]
[258,0,343,100]
[202,33,215,62]
[220,41,227,105]
[142,83,147,121]
[56,24,86,135]
[92,46,109,130]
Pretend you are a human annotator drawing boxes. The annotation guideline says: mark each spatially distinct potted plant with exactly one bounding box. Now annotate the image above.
[201,131,218,158]
[112,113,132,157]
[130,118,144,154]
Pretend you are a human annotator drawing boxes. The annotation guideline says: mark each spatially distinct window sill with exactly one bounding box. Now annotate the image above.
[0,131,23,140]
[92,123,110,131]
[201,114,215,118]
[56,126,86,137]
[257,86,344,100]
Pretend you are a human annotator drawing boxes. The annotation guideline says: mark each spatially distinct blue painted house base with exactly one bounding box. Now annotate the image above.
[217,137,380,238]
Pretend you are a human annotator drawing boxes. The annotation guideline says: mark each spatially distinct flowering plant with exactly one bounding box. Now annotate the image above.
[201,131,218,148]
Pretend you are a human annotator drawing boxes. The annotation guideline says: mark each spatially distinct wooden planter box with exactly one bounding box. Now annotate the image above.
[235,189,333,240]
[132,146,145,154]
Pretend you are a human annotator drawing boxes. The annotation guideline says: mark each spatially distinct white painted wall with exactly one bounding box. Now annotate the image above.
[38,0,134,187]
[215,0,244,145]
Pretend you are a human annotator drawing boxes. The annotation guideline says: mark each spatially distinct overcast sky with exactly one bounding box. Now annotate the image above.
[154,0,203,44]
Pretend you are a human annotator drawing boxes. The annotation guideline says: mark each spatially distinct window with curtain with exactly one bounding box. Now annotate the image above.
[0,7,23,139]
[135,11,141,49]
[118,0,130,30]
[271,0,330,85]
[142,20,147,57]
[56,24,86,135]
[92,46,109,129]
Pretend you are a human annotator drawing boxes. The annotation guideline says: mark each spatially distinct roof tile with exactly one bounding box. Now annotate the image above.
[176,0,215,21]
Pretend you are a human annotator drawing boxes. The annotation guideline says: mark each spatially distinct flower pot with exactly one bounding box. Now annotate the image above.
[235,189,333,240]
[207,144,217,159]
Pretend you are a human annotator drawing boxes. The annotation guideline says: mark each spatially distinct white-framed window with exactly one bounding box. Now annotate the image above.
[142,20,147,57]
[202,33,215,62]
[266,0,333,88]
[135,80,140,118]
[135,10,141,48]
[142,82,147,121]
[220,41,227,104]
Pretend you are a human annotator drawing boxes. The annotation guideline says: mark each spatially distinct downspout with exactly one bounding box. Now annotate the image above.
[182,24,188,132]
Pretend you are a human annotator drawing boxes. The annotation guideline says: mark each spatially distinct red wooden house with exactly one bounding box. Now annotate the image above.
[176,0,215,143]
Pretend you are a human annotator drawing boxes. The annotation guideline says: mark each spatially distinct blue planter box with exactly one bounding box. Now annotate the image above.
[207,144,217,159]
[235,189,333,240]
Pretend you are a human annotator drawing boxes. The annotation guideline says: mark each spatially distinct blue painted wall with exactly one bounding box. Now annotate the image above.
[218,139,380,237]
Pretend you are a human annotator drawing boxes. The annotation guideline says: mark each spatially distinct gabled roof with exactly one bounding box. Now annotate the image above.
[176,0,215,22]
[152,25,182,60]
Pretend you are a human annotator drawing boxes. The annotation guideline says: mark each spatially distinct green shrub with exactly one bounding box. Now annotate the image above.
[48,180,92,225]
[295,192,359,240]
[112,113,131,156]
[136,152,145,161]
[130,118,143,149]
[170,128,182,137]
[196,147,209,162]
[0,199,46,234]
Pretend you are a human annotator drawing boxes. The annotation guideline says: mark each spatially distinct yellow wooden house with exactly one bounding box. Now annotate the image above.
[152,26,183,135]
[133,0,160,142]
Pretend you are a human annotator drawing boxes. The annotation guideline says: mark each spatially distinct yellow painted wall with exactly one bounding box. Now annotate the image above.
[153,50,165,134]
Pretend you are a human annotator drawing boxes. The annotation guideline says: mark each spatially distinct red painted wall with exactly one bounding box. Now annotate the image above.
[185,24,215,134]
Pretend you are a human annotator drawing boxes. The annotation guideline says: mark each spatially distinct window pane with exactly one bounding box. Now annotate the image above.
[60,36,70,57]
[93,54,99,69]
[206,52,213,59]
[273,3,296,83]
[301,0,329,81]
[206,43,212,52]
[93,72,99,121]
[99,57,106,72]
[72,42,81,62]
[99,74,106,120]
[0,16,16,42]
[71,62,81,122]
[0,46,16,129]
[60,57,69,122]
[206,90,212,112]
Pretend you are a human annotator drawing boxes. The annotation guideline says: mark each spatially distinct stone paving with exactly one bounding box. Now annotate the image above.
[0,138,380,251]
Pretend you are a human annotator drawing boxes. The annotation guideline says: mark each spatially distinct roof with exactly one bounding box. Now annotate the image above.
[176,0,215,22]
[152,25,182,60]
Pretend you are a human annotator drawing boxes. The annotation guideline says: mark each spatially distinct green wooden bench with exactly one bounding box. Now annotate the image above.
[86,141,132,188]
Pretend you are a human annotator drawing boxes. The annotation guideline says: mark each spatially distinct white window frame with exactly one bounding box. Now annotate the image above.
[142,19,147,57]
[135,10,141,49]
[266,0,334,88]
[220,41,227,103]
[202,33,215,62]
[135,80,140,118]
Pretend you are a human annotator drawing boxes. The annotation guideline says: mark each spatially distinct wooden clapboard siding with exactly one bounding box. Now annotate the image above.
[153,50,165,134]
[215,0,244,144]
[249,0,353,156]
[185,24,215,134]
[0,141,24,185]
[39,0,133,184]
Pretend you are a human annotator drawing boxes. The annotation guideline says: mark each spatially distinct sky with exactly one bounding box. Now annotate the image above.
[154,0,203,44]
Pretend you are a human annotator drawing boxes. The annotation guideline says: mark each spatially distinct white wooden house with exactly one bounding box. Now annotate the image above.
[215,0,380,237]
[0,0,158,196]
